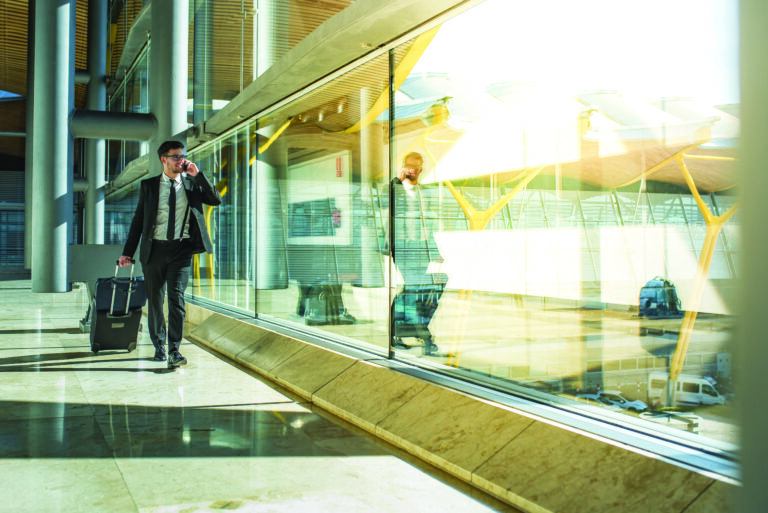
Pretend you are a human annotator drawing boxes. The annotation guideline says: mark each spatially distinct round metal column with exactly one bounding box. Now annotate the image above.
[31,0,76,292]
[150,0,189,152]
[254,1,288,290]
[23,0,35,270]
[84,0,108,244]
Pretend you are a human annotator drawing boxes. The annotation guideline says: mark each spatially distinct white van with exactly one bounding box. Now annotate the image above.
[648,372,726,407]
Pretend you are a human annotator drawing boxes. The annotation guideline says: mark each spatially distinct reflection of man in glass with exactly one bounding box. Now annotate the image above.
[390,152,446,355]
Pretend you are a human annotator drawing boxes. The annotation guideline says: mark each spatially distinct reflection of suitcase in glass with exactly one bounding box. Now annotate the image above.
[392,285,444,340]
[89,261,146,354]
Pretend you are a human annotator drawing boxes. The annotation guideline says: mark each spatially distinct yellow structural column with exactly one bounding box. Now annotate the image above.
[668,154,738,385]
[440,166,545,366]
[443,166,545,231]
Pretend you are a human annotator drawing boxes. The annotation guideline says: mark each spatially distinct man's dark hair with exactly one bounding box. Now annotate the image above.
[157,140,185,162]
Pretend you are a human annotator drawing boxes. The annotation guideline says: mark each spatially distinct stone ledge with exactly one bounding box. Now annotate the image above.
[185,303,737,513]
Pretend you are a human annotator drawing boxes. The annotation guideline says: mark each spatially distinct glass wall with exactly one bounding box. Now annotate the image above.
[112,0,739,456]
[108,0,147,78]
[386,0,738,447]
[107,47,150,181]
[105,47,151,245]
[187,131,253,311]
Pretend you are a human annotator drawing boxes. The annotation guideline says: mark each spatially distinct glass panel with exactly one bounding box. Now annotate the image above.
[107,0,146,78]
[107,48,150,182]
[187,131,253,312]
[247,51,391,350]
[390,0,739,449]
[105,186,140,246]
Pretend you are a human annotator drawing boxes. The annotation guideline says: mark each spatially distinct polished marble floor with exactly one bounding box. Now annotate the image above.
[0,276,515,513]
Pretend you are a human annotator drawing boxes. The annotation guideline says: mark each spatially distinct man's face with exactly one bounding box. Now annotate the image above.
[162,148,186,176]
[402,157,423,183]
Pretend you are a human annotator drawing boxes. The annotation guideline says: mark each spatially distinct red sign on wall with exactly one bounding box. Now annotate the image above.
[336,157,343,177]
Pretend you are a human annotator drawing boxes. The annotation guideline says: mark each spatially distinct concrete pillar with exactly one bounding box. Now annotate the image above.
[84,0,108,244]
[254,1,288,289]
[150,0,189,152]
[255,142,288,290]
[30,0,76,292]
[24,1,35,270]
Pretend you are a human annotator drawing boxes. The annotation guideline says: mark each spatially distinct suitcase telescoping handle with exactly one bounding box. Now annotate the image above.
[110,259,136,316]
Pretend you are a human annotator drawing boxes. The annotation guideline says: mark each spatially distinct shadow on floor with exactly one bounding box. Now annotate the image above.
[0,327,85,335]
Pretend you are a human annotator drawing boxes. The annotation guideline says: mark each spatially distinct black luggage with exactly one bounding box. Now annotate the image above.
[392,284,444,340]
[639,276,683,319]
[89,260,146,353]
[296,283,356,326]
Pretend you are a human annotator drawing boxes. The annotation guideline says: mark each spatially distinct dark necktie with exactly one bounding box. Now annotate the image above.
[167,180,176,240]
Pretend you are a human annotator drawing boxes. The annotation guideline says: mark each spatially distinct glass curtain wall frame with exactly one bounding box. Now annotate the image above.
[191,48,395,352]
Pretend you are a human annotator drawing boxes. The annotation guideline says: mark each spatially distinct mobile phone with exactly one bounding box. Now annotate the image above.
[182,162,188,171]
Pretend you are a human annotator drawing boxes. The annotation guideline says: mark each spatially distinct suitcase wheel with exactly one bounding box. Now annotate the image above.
[91,343,100,354]
[127,342,137,352]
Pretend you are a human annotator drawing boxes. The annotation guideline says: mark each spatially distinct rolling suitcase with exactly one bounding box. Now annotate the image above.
[89,260,146,354]
[392,284,444,341]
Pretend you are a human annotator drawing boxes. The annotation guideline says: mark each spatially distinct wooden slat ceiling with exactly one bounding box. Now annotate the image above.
[0,0,352,110]
[0,0,90,107]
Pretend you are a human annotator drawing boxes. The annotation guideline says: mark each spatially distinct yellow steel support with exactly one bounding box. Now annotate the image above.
[443,166,545,230]
[344,26,441,134]
[440,166,545,367]
[668,154,739,383]
[258,117,294,154]
[192,179,229,297]
[445,289,472,368]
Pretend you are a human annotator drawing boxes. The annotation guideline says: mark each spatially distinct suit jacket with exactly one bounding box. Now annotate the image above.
[122,172,223,265]
[388,177,446,286]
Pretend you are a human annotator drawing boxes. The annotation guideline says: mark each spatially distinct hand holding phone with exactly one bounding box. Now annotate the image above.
[181,159,199,176]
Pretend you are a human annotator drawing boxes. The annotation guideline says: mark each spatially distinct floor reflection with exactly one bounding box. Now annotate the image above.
[0,279,516,512]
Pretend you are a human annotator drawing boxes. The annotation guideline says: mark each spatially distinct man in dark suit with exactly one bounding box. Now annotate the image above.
[390,152,446,356]
[119,140,222,368]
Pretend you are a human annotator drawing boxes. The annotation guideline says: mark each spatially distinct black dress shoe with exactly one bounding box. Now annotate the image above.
[423,340,442,356]
[392,337,412,350]
[153,347,167,361]
[167,351,187,369]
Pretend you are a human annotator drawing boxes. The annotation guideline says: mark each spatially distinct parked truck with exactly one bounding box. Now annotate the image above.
[648,372,726,408]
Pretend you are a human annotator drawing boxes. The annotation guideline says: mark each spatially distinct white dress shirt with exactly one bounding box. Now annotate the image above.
[154,174,190,240]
